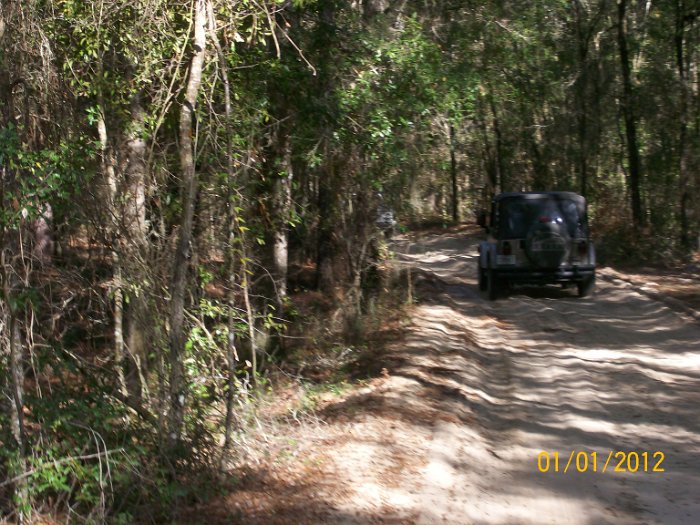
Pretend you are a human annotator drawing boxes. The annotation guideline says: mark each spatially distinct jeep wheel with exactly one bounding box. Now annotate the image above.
[478,267,487,291]
[487,267,501,300]
[577,275,595,297]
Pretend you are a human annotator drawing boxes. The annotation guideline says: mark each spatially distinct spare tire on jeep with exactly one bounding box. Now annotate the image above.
[524,221,570,269]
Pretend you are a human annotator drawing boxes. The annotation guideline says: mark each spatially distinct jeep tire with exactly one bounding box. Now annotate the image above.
[478,266,487,291]
[487,267,501,300]
[577,274,595,297]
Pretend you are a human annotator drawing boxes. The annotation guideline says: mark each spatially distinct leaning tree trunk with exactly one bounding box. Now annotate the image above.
[168,0,207,451]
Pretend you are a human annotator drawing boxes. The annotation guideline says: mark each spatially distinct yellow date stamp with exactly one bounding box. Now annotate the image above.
[537,451,665,473]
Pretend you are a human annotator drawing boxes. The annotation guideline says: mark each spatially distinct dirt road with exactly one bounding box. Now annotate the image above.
[321,228,700,525]
[187,228,700,525]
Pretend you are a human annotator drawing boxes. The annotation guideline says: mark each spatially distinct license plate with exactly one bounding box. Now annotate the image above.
[497,255,515,265]
[532,241,560,252]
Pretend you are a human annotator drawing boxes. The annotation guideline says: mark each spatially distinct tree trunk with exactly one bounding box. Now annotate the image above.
[207,1,241,464]
[573,0,590,198]
[168,0,207,450]
[125,92,148,243]
[113,260,128,397]
[617,0,644,228]
[0,3,5,41]
[241,249,258,386]
[316,154,336,292]
[675,0,691,250]
[528,110,549,191]
[476,98,498,199]
[1,248,28,522]
[315,0,339,293]
[489,95,505,193]
[96,108,128,397]
[450,123,458,222]
[124,90,150,402]
[8,305,27,518]
[272,136,293,300]
[264,6,297,305]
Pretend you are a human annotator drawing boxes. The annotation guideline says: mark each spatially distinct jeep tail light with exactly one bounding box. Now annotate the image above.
[501,241,512,256]
[578,241,587,258]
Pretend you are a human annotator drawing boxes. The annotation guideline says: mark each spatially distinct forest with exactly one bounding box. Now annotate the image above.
[1,0,699,522]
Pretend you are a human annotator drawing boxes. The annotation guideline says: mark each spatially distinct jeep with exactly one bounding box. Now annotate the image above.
[477,192,596,300]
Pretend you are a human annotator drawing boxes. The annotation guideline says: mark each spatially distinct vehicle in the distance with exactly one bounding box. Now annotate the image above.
[376,205,397,238]
[477,191,595,300]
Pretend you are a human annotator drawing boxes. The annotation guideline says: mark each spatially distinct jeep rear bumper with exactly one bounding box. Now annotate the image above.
[493,265,595,285]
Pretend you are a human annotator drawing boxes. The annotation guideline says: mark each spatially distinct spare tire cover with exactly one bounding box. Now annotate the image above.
[525,222,569,268]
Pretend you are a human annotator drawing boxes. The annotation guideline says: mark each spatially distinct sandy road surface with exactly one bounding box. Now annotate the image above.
[185,229,700,525]
[323,229,700,525]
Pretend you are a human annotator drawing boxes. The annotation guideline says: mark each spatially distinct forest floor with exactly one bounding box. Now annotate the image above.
[181,225,700,525]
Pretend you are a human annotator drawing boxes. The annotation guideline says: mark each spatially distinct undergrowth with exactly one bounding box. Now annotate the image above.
[0,239,410,524]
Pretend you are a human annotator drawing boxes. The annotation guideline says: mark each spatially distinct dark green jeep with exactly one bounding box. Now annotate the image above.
[477,192,596,300]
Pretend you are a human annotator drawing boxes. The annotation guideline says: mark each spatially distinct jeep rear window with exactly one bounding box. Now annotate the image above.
[497,197,585,238]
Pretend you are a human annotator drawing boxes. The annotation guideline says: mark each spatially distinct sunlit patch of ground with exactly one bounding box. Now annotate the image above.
[604,266,700,312]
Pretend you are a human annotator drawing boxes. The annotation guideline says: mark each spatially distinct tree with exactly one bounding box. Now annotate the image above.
[674,0,694,249]
[168,0,208,450]
[617,0,645,228]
